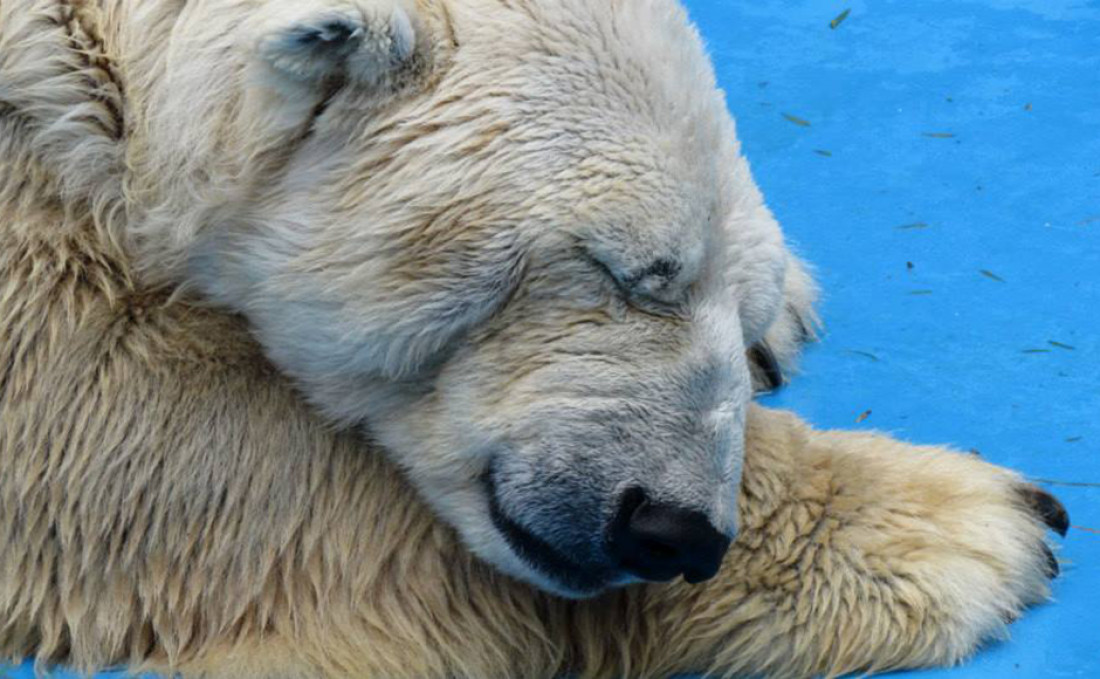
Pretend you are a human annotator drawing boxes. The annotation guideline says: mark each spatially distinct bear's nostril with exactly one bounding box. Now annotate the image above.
[608,487,731,585]
[640,539,678,561]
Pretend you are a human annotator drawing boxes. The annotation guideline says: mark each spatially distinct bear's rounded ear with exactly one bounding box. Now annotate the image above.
[254,0,424,93]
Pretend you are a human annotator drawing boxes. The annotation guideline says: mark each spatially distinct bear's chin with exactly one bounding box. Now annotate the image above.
[483,472,616,599]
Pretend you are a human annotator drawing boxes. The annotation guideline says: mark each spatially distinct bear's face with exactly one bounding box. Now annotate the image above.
[124,0,789,596]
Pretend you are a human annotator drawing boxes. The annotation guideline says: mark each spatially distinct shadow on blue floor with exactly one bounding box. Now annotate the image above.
[8,0,1098,677]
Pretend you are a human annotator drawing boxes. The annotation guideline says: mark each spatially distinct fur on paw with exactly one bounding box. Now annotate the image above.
[816,436,1070,669]
[256,1,417,85]
[930,478,1068,659]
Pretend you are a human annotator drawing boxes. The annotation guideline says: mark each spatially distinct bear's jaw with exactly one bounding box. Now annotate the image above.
[483,462,614,597]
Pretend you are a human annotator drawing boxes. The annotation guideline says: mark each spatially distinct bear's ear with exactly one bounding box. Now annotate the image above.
[255,0,422,92]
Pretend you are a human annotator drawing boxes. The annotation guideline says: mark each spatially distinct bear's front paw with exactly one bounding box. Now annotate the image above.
[256,0,417,85]
[719,419,1073,678]
[832,445,1071,669]
[898,477,1068,669]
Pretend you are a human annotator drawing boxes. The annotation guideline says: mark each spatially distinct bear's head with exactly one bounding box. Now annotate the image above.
[4,0,793,597]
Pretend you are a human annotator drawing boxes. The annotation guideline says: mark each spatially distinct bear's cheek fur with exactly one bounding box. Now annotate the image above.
[350,278,748,593]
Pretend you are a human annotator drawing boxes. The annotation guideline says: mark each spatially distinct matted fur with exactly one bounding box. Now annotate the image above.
[0,0,1063,677]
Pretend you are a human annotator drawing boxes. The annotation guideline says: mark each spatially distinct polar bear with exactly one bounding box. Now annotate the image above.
[0,0,1066,677]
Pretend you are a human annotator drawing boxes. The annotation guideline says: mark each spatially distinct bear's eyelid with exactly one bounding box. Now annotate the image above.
[620,258,681,288]
[593,255,682,296]
[582,249,628,292]
[583,250,687,316]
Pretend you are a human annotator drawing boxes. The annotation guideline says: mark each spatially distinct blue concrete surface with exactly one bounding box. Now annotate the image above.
[5,1,1097,677]
[696,0,1100,676]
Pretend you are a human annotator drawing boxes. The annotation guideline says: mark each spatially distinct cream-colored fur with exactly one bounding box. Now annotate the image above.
[0,0,1064,677]
[5,0,805,597]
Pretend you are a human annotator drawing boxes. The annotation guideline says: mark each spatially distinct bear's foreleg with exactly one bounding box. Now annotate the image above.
[564,405,1066,678]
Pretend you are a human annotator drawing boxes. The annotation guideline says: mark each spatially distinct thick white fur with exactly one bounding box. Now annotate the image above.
[101,0,803,594]
[0,0,1063,676]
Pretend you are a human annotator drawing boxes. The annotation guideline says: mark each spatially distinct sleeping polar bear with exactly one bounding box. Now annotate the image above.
[0,0,1067,676]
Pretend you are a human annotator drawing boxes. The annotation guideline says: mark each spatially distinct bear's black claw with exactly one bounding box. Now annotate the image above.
[1019,485,1070,537]
[1041,542,1059,578]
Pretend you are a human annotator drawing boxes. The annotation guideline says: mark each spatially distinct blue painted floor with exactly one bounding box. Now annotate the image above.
[5,1,1098,678]
[696,0,1100,677]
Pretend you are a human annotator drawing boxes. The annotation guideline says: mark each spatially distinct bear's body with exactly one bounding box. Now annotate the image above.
[0,1,1065,677]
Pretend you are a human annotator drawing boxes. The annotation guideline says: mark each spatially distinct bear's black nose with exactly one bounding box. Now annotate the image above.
[608,487,731,584]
